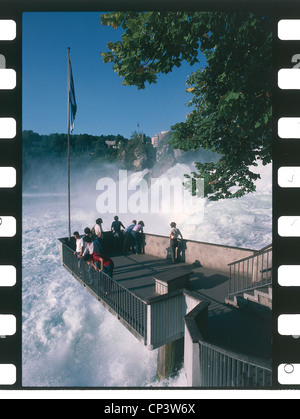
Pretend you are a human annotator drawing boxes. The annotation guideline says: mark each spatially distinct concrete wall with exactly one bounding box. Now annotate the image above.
[149,290,209,381]
[147,292,184,350]
[184,321,201,387]
[183,298,210,387]
[183,293,206,386]
[144,233,256,273]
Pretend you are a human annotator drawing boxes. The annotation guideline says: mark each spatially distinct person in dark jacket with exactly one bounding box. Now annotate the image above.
[111,215,125,252]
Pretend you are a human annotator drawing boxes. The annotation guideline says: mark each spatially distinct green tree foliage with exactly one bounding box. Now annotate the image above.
[23,131,122,159]
[122,136,156,170]
[130,130,151,143]
[94,136,109,158]
[22,130,155,169]
[100,11,272,200]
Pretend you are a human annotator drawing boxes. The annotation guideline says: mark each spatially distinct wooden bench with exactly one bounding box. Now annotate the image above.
[153,267,193,295]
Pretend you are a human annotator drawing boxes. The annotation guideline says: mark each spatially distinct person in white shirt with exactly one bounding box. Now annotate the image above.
[169,222,183,263]
[80,236,100,259]
[73,231,84,268]
[79,236,101,285]
[73,231,84,256]
[94,218,104,252]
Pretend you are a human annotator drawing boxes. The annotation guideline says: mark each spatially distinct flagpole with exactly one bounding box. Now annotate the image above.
[67,47,71,241]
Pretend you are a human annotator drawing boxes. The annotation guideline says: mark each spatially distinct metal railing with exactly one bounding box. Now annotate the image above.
[199,340,272,388]
[60,241,148,344]
[228,244,272,299]
[185,300,272,388]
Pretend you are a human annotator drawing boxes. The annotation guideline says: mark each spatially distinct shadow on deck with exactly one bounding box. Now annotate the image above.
[111,252,272,360]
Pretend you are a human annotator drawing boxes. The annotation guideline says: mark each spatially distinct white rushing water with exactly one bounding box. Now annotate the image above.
[22,160,272,387]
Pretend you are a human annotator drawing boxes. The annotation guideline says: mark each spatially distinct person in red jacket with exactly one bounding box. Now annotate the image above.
[83,253,114,278]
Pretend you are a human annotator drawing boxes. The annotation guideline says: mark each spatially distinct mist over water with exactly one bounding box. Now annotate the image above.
[22,155,272,387]
[22,196,164,388]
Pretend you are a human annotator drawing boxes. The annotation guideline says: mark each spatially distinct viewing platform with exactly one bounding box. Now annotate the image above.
[96,252,272,360]
[59,233,272,387]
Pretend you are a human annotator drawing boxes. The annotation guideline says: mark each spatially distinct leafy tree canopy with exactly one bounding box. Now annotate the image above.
[100,11,272,200]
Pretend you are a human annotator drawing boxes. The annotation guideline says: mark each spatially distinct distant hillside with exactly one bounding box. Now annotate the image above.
[22,130,156,171]
[22,130,219,192]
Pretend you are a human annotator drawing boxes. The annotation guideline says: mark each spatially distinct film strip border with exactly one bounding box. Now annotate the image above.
[0,12,22,388]
[274,18,300,388]
[0,4,299,391]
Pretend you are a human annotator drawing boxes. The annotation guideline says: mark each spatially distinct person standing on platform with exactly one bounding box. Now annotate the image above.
[169,222,183,263]
[79,235,101,285]
[122,220,137,253]
[84,253,114,293]
[93,253,114,279]
[80,236,100,259]
[94,218,104,252]
[131,221,145,254]
[111,215,125,252]
[73,231,84,257]
[73,231,84,268]
[84,227,96,241]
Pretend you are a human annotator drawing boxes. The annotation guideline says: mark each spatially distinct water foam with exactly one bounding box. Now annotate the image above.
[22,160,271,387]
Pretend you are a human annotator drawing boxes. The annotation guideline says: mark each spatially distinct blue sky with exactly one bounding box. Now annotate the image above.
[22,12,206,139]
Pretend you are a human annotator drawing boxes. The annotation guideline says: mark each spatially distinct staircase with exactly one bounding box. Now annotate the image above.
[225,244,272,318]
[243,286,272,308]
[226,285,272,308]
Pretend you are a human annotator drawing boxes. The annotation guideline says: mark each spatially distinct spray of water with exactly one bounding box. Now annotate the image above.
[22,154,271,387]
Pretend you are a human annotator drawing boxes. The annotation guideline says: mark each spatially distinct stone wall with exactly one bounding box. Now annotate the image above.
[143,233,256,273]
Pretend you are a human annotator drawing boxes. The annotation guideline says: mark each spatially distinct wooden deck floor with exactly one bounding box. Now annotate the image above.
[111,252,229,303]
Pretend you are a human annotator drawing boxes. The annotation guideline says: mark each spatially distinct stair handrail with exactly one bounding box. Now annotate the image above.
[228,243,272,299]
[228,243,272,266]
